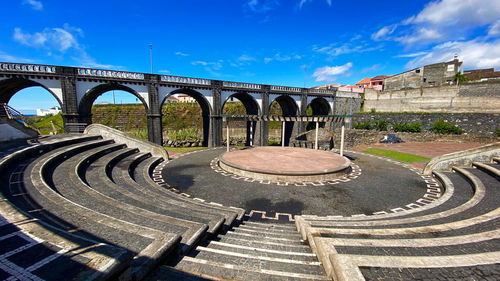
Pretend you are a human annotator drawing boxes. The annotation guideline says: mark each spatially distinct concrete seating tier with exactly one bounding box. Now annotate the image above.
[0,135,139,280]
[132,156,245,229]
[95,151,226,237]
[79,146,224,249]
[52,143,208,255]
[0,133,249,280]
[295,157,500,280]
[148,220,330,281]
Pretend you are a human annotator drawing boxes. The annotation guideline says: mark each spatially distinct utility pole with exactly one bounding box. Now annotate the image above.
[149,44,153,74]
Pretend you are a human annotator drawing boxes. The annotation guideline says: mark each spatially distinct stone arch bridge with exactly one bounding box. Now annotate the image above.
[0,62,361,146]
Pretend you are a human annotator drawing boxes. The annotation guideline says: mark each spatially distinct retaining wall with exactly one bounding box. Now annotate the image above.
[354,113,499,137]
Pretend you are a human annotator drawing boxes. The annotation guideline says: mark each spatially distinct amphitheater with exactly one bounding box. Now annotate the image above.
[0,122,499,281]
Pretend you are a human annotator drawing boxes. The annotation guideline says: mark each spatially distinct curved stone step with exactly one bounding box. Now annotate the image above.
[295,170,476,240]
[202,240,318,262]
[132,157,245,228]
[0,190,132,281]
[223,230,306,246]
[8,140,181,280]
[52,145,208,254]
[473,161,500,180]
[182,246,325,276]
[100,152,226,236]
[231,226,303,239]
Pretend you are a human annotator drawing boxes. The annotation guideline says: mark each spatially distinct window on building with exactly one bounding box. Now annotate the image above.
[416,69,420,73]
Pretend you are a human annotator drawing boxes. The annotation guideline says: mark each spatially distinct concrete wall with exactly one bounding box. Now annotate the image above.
[384,60,460,91]
[363,81,500,113]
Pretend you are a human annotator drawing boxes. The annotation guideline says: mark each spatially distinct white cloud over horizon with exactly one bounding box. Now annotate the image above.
[12,24,118,69]
[372,0,500,45]
[312,62,352,82]
[406,39,500,70]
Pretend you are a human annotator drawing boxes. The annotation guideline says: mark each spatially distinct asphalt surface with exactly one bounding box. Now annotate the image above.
[161,148,428,216]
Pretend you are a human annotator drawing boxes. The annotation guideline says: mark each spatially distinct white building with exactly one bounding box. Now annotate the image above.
[36,106,61,116]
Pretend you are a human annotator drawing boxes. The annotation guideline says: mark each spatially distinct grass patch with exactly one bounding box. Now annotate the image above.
[163,146,208,154]
[362,148,431,163]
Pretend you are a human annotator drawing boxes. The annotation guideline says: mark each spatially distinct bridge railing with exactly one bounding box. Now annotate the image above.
[161,75,211,85]
[307,88,335,95]
[270,85,302,93]
[223,81,261,90]
[78,68,145,80]
[0,63,56,74]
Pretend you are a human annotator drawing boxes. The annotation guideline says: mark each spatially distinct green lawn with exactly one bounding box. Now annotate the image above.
[362,148,431,163]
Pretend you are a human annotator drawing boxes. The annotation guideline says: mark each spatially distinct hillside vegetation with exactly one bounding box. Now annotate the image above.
[26,101,286,138]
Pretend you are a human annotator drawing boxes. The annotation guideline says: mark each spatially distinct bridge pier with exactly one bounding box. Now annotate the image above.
[254,89,269,146]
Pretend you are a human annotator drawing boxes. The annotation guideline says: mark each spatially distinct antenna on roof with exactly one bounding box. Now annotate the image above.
[454,53,458,60]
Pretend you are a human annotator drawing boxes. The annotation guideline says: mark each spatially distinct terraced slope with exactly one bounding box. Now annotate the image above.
[296,157,500,281]
[0,134,243,280]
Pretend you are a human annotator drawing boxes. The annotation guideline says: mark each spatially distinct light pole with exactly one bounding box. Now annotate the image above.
[149,44,153,74]
[302,65,307,88]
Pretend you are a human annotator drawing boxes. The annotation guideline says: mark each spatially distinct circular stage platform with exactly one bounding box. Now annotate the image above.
[218,147,351,183]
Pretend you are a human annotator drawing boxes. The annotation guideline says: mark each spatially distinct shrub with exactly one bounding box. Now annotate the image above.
[168,128,199,141]
[353,121,372,130]
[430,120,464,135]
[496,129,500,137]
[127,129,148,141]
[370,108,376,113]
[268,140,280,146]
[393,122,422,133]
[374,120,388,131]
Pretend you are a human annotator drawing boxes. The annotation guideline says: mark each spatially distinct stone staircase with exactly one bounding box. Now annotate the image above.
[149,220,329,281]
[295,156,500,280]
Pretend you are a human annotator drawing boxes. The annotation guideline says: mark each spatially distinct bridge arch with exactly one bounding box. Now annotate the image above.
[306,97,332,130]
[161,88,212,147]
[222,92,261,146]
[270,95,299,146]
[0,78,63,107]
[78,83,149,117]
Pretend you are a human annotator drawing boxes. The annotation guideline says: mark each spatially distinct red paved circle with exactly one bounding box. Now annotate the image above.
[219,147,349,175]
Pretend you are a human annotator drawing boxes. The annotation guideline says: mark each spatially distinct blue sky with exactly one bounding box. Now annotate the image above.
[2,0,500,113]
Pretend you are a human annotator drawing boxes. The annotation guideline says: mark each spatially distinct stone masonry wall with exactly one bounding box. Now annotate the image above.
[363,81,500,113]
[353,113,499,137]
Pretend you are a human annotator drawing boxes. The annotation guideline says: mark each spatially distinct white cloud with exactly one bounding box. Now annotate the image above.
[245,0,279,13]
[23,0,43,10]
[175,51,189,57]
[376,0,500,46]
[396,27,442,45]
[12,24,117,69]
[0,50,35,63]
[264,53,301,63]
[313,42,379,57]
[14,25,79,52]
[406,39,500,69]
[396,51,428,58]
[312,62,352,82]
[489,20,500,36]
[192,60,224,76]
[408,0,500,27]
[371,24,397,41]
[297,0,331,9]
[361,64,382,74]
[237,54,256,63]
